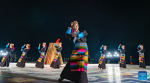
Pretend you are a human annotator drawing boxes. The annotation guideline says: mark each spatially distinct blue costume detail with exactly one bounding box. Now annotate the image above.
[139,51,141,53]
[6,45,9,47]
[119,49,122,52]
[22,46,24,48]
[100,47,103,53]
[55,44,57,47]
[39,51,41,53]
[100,47,103,50]
[38,47,40,50]
[66,28,71,34]
[100,51,102,53]
[77,32,84,38]
[138,45,140,48]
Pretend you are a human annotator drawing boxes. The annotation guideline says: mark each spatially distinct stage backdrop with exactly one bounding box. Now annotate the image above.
[44,43,63,65]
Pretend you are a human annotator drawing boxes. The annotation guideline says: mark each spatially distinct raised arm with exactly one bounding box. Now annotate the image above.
[137,45,140,51]
[100,46,103,53]
[118,45,122,52]
[21,44,26,52]
[38,43,41,53]
[6,43,10,48]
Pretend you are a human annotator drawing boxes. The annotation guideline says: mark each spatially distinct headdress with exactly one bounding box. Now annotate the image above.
[71,21,78,27]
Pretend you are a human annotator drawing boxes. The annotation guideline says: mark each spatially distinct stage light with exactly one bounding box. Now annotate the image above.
[115,52,117,54]
[1,53,7,55]
[108,52,110,54]
[0,51,3,53]
[107,55,109,57]
[110,55,112,57]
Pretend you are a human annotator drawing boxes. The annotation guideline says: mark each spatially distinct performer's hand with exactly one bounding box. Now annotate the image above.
[24,44,26,46]
[137,51,139,52]
[7,43,10,45]
[102,45,104,47]
[71,33,77,37]
[39,43,41,46]
[119,44,121,46]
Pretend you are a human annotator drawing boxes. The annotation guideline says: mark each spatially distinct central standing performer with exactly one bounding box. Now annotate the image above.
[98,45,107,69]
[50,40,62,69]
[118,44,126,69]
[35,42,47,68]
[16,44,30,68]
[58,21,88,83]
[137,44,146,68]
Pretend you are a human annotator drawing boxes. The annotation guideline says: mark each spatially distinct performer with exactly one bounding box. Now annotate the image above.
[118,44,126,69]
[98,45,107,69]
[137,45,146,68]
[50,41,62,69]
[130,56,133,65]
[0,43,15,67]
[35,42,47,68]
[16,44,30,68]
[58,21,88,83]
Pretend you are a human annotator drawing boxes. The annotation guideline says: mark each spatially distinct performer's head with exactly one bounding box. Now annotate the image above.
[10,43,14,48]
[43,42,47,47]
[58,42,62,47]
[71,21,79,32]
[26,44,30,49]
[140,45,144,49]
[121,45,125,49]
[104,46,107,50]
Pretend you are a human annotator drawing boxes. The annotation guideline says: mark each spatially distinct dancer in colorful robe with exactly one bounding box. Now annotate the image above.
[0,43,15,67]
[16,44,30,68]
[35,42,47,68]
[137,45,146,68]
[50,42,62,69]
[118,44,126,69]
[98,45,107,69]
[58,21,88,83]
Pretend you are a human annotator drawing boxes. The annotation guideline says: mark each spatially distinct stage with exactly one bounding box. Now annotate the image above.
[0,63,150,83]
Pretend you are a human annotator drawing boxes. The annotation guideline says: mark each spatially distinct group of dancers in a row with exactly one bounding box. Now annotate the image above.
[0,21,146,83]
[0,42,63,69]
[98,44,146,69]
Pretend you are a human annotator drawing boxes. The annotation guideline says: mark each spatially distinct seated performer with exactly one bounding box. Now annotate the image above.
[16,44,30,68]
[35,42,47,68]
[58,21,88,83]
[98,45,107,69]
[137,44,146,68]
[50,41,62,69]
[118,44,126,69]
[0,43,15,67]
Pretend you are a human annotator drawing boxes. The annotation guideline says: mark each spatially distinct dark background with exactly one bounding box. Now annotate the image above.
[0,0,150,64]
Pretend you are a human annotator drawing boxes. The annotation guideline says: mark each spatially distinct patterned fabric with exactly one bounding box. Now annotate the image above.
[99,54,105,65]
[120,53,125,64]
[70,43,88,72]
[18,52,26,62]
[37,52,45,62]
[1,52,9,62]
[139,53,144,63]
[53,52,60,62]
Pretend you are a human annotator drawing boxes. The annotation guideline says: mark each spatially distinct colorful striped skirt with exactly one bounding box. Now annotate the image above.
[53,52,60,62]
[120,53,125,64]
[37,52,45,63]
[99,54,105,65]
[139,53,144,63]
[18,52,26,63]
[70,43,88,72]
